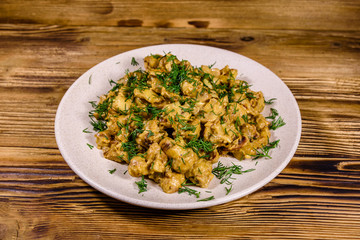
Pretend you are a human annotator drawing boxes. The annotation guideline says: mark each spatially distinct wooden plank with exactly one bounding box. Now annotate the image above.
[1,153,360,239]
[0,24,359,90]
[1,195,360,239]
[1,149,360,239]
[0,0,359,31]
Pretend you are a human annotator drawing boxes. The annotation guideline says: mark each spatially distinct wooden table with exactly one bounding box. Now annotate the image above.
[1,1,359,239]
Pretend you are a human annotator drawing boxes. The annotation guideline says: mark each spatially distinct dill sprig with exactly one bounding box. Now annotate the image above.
[225,185,233,195]
[89,118,107,132]
[82,128,92,133]
[121,141,139,160]
[266,108,279,120]
[156,61,190,94]
[235,81,251,94]
[185,138,214,158]
[135,175,147,194]
[269,116,286,130]
[178,183,201,198]
[86,143,94,149]
[266,108,286,130]
[208,61,216,68]
[88,97,114,132]
[165,158,173,168]
[264,98,277,104]
[124,70,150,99]
[131,57,139,66]
[245,92,256,99]
[212,161,255,185]
[146,105,166,120]
[108,79,123,92]
[252,139,280,160]
[197,196,215,202]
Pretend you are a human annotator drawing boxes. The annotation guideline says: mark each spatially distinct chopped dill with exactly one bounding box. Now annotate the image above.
[185,138,214,158]
[225,185,233,195]
[242,114,249,123]
[178,184,200,198]
[208,61,216,68]
[86,143,94,149]
[269,116,286,130]
[131,57,139,66]
[252,139,280,160]
[82,128,91,133]
[165,158,173,168]
[264,98,277,104]
[108,168,117,174]
[166,54,177,62]
[147,130,154,137]
[135,176,147,194]
[121,141,139,160]
[212,161,255,185]
[197,196,215,202]
[265,108,286,130]
[245,92,256,99]
[266,108,279,120]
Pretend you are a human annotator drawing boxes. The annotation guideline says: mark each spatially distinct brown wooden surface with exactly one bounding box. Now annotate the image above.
[1,0,360,239]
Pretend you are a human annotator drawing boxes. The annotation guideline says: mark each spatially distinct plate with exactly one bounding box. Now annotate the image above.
[55,44,301,210]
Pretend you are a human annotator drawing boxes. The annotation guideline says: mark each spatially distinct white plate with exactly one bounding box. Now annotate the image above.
[55,44,301,210]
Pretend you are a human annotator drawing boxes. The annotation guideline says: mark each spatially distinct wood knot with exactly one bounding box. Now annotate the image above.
[155,21,173,28]
[241,36,255,42]
[80,37,90,42]
[188,21,210,28]
[117,19,143,27]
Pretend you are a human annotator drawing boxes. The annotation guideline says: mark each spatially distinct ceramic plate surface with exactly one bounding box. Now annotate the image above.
[55,44,301,210]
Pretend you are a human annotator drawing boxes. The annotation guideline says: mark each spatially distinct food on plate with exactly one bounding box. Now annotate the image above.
[89,53,271,193]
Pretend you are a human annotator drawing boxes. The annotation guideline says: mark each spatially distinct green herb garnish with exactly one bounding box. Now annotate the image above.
[246,92,256,99]
[269,116,286,130]
[156,61,190,94]
[87,143,94,149]
[197,196,215,202]
[208,61,216,68]
[165,158,173,168]
[225,185,233,195]
[264,98,276,104]
[266,108,286,130]
[185,138,214,158]
[178,185,200,198]
[131,57,139,66]
[266,108,279,120]
[135,175,147,193]
[212,162,255,185]
[252,139,280,160]
[121,141,139,160]
[108,168,117,174]
[88,97,114,132]
[82,128,91,133]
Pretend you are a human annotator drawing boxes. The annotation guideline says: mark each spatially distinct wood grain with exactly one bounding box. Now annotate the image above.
[1,0,360,239]
[1,0,360,31]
